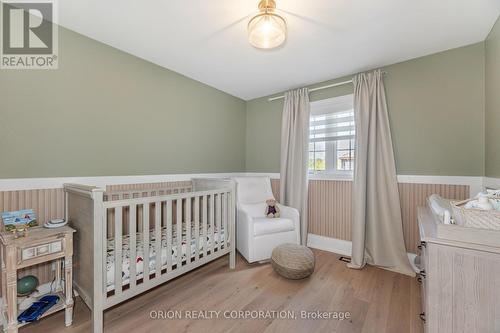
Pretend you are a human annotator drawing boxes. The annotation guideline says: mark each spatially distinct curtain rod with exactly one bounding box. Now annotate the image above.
[267,71,387,102]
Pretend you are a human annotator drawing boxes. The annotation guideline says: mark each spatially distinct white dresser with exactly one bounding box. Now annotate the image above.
[418,207,500,333]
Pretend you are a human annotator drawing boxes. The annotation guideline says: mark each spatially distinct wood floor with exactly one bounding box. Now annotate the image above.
[20,250,423,333]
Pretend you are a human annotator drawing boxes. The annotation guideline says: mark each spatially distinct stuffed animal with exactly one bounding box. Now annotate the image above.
[265,199,280,218]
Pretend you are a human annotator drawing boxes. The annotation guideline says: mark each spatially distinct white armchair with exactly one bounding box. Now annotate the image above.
[233,177,300,263]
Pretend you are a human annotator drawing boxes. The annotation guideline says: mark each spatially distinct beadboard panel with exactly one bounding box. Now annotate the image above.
[0,179,469,296]
[308,180,354,241]
[0,189,65,228]
[271,179,352,241]
[270,179,469,253]
[398,182,469,252]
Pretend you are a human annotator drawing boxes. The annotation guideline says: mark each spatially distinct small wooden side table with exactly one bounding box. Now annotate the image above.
[0,226,75,333]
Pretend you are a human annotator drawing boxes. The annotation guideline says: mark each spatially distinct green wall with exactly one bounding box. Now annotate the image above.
[0,26,491,179]
[246,43,486,176]
[486,17,500,178]
[0,27,246,178]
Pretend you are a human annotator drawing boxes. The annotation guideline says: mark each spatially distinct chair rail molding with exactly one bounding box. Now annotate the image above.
[0,172,486,193]
[247,173,483,196]
[484,177,500,190]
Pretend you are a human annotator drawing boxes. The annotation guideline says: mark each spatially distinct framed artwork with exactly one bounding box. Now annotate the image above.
[1,209,38,232]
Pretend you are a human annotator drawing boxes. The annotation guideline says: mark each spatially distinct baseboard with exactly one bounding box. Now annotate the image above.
[307,234,352,256]
[307,233,419,273]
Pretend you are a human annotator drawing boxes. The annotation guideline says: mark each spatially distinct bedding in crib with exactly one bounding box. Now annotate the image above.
[106,225,225,291]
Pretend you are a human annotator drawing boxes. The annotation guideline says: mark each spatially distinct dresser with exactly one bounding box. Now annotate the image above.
[0,226,75,333]
[418,207,500,333]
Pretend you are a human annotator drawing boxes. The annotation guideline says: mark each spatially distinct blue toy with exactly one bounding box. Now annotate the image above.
[18,295,60,323]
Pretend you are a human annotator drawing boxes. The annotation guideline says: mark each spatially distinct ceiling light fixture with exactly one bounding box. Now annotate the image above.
[248,0,287,49]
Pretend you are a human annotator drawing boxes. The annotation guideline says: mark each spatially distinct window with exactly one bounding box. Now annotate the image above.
[309,94,355,176]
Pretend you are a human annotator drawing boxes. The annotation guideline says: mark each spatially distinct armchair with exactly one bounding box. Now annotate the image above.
[233,177,300,263]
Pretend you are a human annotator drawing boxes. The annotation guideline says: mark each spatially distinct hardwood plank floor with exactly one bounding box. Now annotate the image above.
[20,250,423,333]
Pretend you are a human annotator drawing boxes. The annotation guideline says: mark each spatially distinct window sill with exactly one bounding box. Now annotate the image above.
[308,172,354,181]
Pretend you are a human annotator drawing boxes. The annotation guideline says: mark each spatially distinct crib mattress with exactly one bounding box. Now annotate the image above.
[106,225,225,291]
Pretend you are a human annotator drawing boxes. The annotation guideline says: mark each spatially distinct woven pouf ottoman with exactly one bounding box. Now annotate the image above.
[271,243,315,279]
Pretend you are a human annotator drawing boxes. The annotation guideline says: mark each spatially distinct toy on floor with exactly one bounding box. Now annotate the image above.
[17,295,60,323]
[265,199,280,218]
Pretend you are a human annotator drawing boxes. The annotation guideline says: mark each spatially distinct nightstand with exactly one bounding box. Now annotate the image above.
[0,226,75,333]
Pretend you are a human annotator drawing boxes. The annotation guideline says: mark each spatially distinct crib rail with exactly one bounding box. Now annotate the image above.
[104,185,192,202]
[102,187,234,308]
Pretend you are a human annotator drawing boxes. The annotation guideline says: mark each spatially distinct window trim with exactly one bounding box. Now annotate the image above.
[308,94,355,179]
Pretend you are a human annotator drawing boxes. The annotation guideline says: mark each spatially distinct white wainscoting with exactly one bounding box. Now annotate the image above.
[0,172,486,193]
[0,173,248,191]
[484,177,500,190]
[247,173,483,196]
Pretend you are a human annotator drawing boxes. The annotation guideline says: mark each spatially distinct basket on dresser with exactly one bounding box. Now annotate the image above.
[451,199,500,230]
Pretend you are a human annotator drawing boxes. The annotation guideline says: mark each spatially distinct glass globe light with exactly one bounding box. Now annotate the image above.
[248,0,287,49]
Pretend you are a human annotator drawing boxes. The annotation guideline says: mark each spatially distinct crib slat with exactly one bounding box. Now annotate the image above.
[176,199,183,267]
[185,197,191,263]
[166,200,173,271]
[114,207,123,295]
[155,202,162,278]
[222,192,227,249]
[103,208,108,294]
[216,193,221,251]
[129,204,137,289]
[143,203,150,282]
[210,194,215,255]
[202,195,208,258]
[194,196,200,260]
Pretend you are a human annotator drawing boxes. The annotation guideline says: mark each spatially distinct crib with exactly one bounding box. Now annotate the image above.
[64,178,235,333]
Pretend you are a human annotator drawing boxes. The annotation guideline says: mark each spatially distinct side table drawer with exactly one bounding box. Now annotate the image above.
[21,240,63,261]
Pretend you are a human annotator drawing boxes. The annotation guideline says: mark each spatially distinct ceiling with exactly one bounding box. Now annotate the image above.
[58,0,500,100]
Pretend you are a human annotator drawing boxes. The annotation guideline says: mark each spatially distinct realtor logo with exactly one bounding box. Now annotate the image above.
[1,0,58,69]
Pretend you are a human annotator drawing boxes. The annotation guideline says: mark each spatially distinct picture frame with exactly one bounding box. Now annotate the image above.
[1,209,38,232]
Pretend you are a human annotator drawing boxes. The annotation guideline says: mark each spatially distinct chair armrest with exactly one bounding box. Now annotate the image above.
[277,204,299,221]
[277,204,301,242]
[237,208,254,227]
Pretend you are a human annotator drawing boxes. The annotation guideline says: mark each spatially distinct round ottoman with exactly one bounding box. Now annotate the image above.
[271,243,315,279]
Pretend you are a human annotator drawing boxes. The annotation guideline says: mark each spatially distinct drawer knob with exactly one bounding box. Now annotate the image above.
[419,312,426,323]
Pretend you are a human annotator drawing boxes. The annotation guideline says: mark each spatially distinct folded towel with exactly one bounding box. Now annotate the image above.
[428,194,453,220]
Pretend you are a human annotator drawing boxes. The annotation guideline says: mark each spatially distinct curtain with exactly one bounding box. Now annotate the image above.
[280,88,310,245]
[348,70,415,277]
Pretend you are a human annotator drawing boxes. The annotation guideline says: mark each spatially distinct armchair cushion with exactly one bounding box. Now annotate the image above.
[253,217,295,236]
[233,177,275,204]
[239,203,267,218]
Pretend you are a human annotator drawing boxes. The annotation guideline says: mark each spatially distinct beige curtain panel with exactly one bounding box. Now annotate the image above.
[348,70,415,277]
[280,88,310,245]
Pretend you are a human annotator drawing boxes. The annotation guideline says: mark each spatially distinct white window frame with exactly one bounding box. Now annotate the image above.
[309,94,355,180]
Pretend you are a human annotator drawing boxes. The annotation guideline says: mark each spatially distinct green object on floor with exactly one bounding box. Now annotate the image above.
[17,275,39,296]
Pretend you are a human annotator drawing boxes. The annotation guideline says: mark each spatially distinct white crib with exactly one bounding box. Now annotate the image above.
[64,179,235,333]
